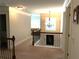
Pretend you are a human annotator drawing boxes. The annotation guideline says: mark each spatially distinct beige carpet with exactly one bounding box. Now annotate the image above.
[15,39,64,59]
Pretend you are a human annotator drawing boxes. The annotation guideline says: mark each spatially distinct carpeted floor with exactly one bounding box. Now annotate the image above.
[15,39,64,59]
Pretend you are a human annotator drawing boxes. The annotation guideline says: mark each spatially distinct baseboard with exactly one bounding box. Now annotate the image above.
[15,37,31,46]
[35,45,61,48]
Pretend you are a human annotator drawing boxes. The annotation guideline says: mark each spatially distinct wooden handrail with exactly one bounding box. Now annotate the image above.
[40,32,63,34]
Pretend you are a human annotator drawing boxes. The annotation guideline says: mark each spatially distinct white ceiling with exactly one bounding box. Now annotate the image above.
[0,0,66,12]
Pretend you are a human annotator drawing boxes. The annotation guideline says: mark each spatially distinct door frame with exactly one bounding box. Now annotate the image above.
[64,4,71,59]
[0,13,9,48]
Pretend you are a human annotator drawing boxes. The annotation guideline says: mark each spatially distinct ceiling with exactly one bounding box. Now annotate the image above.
[0,0,66,12]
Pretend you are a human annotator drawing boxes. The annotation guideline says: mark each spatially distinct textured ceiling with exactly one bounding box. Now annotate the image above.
[0,0,65,12]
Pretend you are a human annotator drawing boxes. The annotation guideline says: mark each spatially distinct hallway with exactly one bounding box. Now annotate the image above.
[15,39,64,59]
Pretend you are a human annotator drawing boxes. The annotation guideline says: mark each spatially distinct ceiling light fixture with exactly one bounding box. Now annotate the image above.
[16,6,25,10]
[47,9,52,28]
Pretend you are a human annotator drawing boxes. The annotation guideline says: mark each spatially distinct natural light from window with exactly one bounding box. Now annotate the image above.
[31,13,40,29]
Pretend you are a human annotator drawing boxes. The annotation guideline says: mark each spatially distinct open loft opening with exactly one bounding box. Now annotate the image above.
[31,7,64,33]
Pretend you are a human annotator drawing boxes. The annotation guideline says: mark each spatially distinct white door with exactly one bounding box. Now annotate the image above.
[68,1,79,59]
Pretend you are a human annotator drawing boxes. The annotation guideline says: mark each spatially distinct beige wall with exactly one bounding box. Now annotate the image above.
[9,7,31,45]
[68,0,79,59]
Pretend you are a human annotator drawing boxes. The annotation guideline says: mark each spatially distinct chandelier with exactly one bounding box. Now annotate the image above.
[47,10,52,28]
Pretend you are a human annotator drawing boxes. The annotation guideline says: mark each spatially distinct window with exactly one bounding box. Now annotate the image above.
[31,14,40,29]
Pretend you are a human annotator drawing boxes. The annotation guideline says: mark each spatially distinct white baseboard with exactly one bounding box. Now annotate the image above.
[35,45,61,48]
[15,38,30,46]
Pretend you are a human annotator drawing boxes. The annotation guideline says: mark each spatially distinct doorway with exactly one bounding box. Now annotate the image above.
[46,35,54,45]
[0,14,7,48]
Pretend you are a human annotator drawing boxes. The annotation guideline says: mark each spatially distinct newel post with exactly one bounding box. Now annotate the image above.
[12,36,16,59]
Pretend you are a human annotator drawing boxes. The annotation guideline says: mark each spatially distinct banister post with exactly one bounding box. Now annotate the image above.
[32,31,34,46]
[12,36,16,59]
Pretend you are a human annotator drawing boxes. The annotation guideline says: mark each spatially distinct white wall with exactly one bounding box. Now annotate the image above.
[68,0,79,59]
[9,7,31,46]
